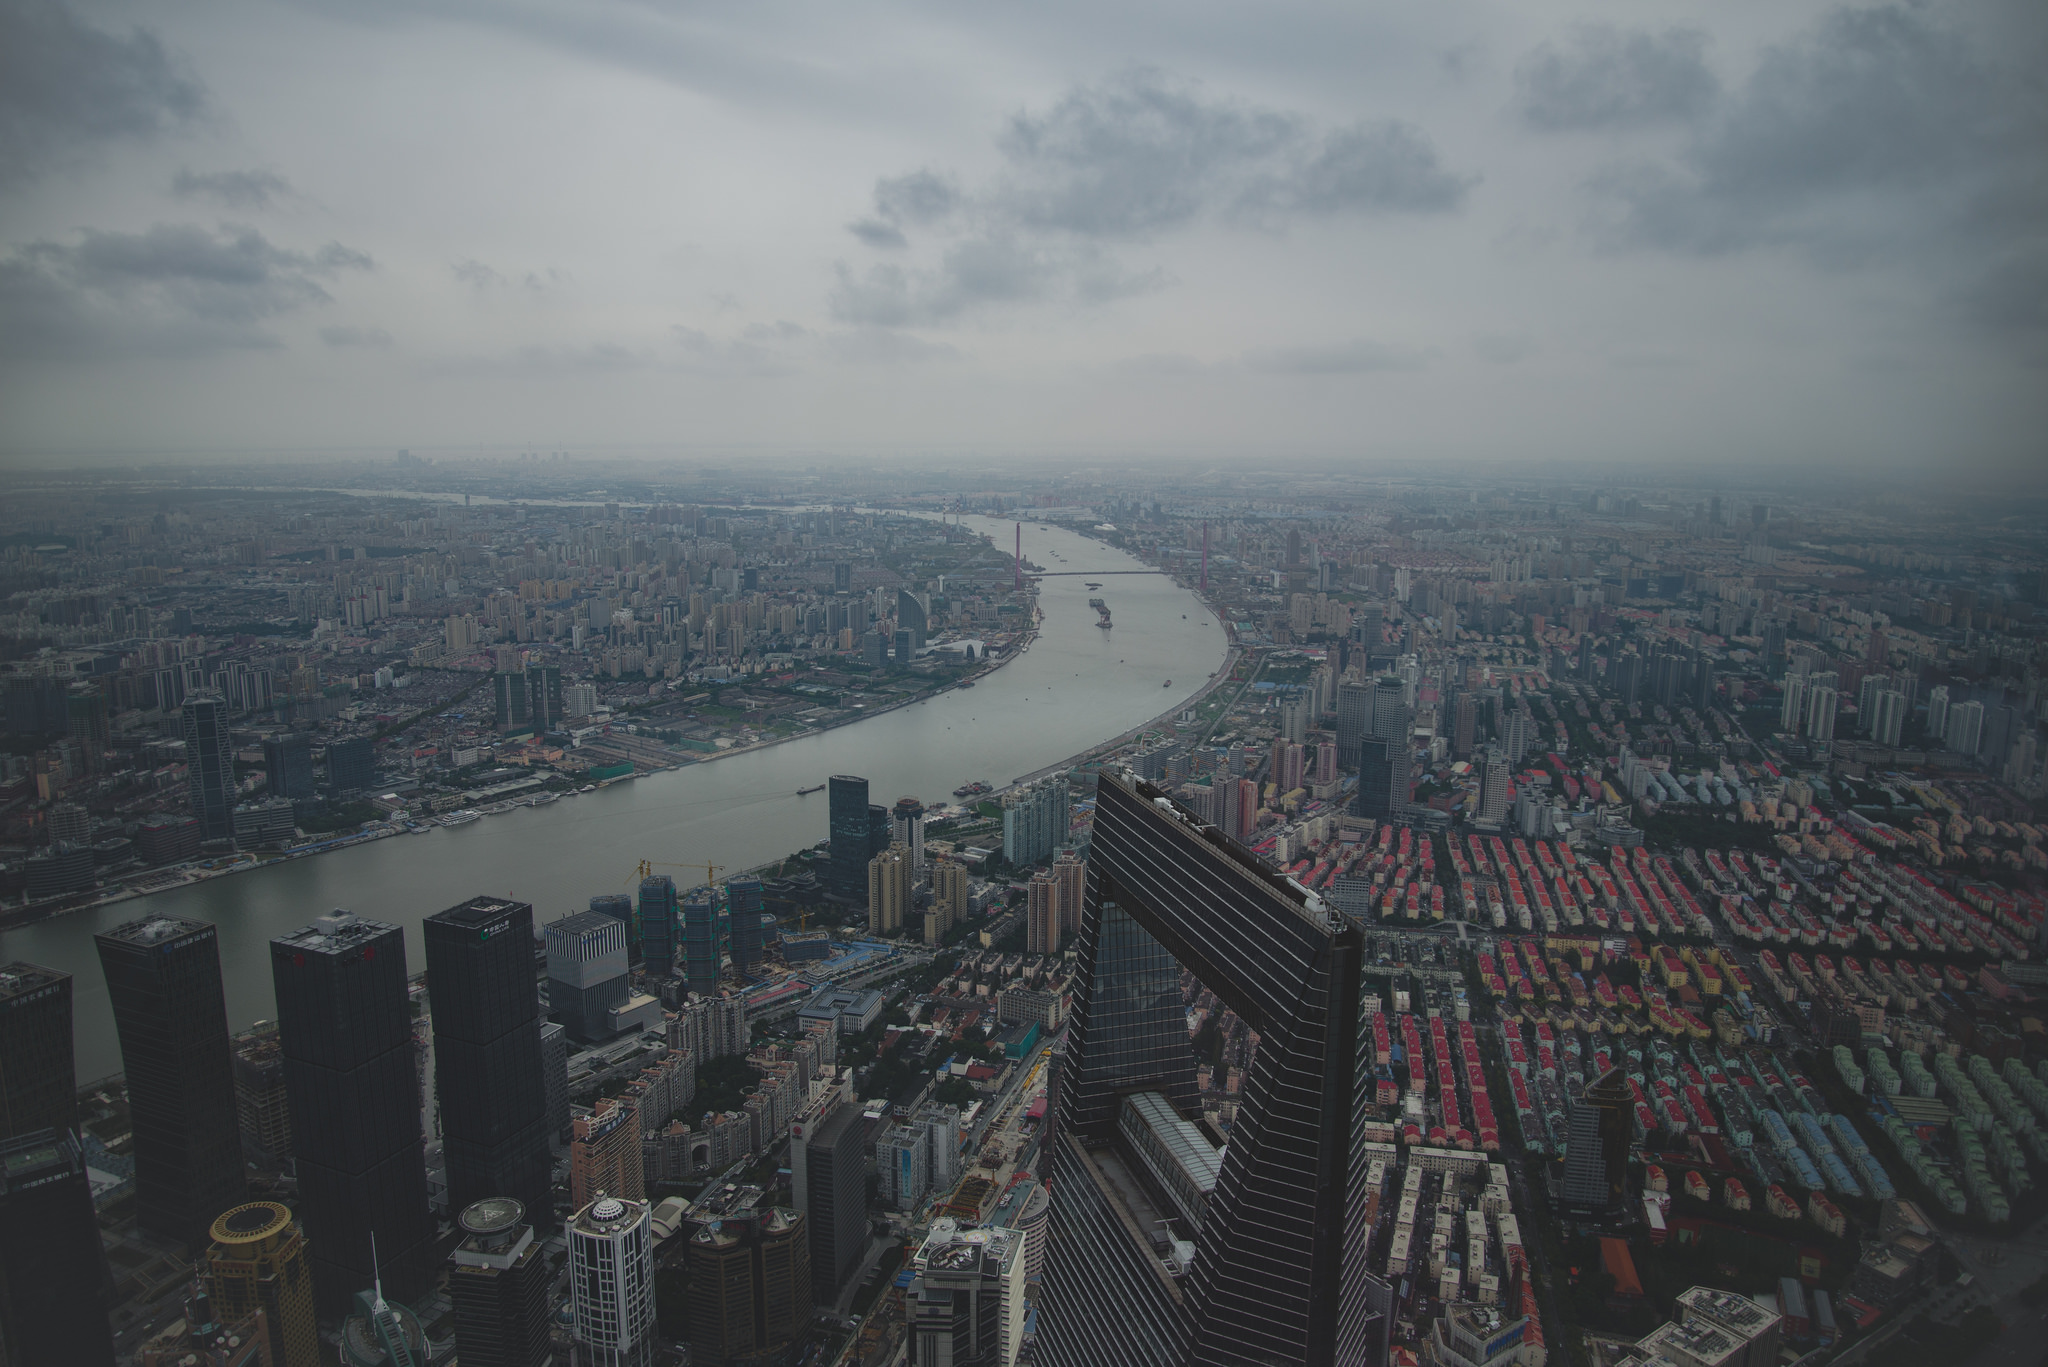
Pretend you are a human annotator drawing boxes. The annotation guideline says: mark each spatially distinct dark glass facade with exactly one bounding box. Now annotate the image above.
[181,693,235,840]
[827,775,870,896]
[638,875,679,975]
[682,890,720,995]
[1038,772,1363,1367]
[589,893,638,961]
[0,962,75,1143]
[727,878,765,975]
[803,1104,867,1306]
[448,1199,552,1367]
[424,898,552,1231]
[0,1128,115,1367]
[1352,738,1399,823]
[326,736,375,794]
[93,916,246,1248]
[868,804,893,857]
[263,733,316,801]
[271,912,432,1316]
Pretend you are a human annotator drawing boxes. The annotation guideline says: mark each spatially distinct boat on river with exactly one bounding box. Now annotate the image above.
[796,784,825,796]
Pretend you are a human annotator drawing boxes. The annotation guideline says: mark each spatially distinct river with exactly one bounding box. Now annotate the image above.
[3,516,1229,1083]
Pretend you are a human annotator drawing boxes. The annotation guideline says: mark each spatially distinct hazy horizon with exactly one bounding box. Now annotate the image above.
[2,0,2044,473]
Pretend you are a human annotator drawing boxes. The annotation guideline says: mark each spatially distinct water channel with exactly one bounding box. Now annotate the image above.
[3,516,1230,1082]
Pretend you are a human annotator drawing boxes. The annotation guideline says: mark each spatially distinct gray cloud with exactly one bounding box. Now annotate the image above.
[1474,333,1538,363]
[173,167,295,210]
[0,0,203,182]
[842,68,1467,326]
[319,323,392,347]
[453,258,565,291]
[1515,25,1718,131]
[1242,339,1426,374]
[0,222,373,357]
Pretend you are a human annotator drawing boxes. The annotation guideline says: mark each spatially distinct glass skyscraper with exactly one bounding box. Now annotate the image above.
[827,774,871,896]
[0,962,75,1143]
[682,889,720,995]
[637,875,679,975]
[727,877,765,975]
[181,692,235,841]
[272,910,433,1315]
[1037,771,1365,1367]
[424,897,553,1231]
[0,1128,116,1366]
[94,916,246,1249]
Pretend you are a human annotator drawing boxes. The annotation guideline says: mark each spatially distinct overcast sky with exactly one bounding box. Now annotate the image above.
[1,0,2042,475]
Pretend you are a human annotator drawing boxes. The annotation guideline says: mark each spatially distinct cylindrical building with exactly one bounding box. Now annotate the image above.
[569,1193,656,1367]
[204,1201,319,1367]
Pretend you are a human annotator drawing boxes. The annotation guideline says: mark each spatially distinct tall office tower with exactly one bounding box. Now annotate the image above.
[869,844,912,935]
[1558,1069,1632,1219]
[894,796,928,869]
[829,775,872,897]
[727,877,766,975]
[1053,850,1086,935]
[1946,700,1985,756]
[0,1129,116,1367]
[793,1078,866,1308]
[1501,712,1536,766]
[0,962,74,1142]
[525,664,563,731]
[1926,685,1950,742]
[1279,696,1309,744]
[833,561,852,592]
[183,692,236,840]
[682,890,720,995]
[204,1201,319,1367]
[232,1030,293,1164]
[637,874,679,975]
[325,735,376,795]
[271,910,432,1315]
[1806,686,1838,745]
[65,681,110,774]
[1351,738,1400,825]
[1369,675,1407,742]
[1027,873,1060,955]
[493,669,530,729]
[1334,681,1371,768]
[1779,676,1807,732]
[1452,694,1476,759]
[94,915,245,1248]
[547,911,631,1044]
[929,858,969,946]
[424,897,552,1228]
[1872,691,1908,749]
[569,1194,657,1367]
[686,1208,811,1367]
[911,1223,1026,1367]
[1037,773,1362,1367]
[1477,748,1512,828]
[571,1096,644,1207]
[264,733,316,801]
[448,1198,553,1367]
[589,892,639,961]
[868,803,895,858]
[541,1021,571,1146]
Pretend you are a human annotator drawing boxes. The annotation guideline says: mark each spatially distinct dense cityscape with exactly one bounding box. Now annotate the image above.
[0,455,2044,1367]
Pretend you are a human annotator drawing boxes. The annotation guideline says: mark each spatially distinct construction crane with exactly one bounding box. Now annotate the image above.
[633,859,723,891]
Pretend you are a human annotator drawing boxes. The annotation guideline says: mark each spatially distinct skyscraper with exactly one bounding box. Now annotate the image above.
[870,802,895,856]
[894,795,928,870]
[793,1082,867,1308]
[94,915,246,1248]
[569,1194,657,1367]
[828,774,871,897]
[183,692,236,841]
[682,889,720,995]
[929,857,969,945]
[547,911,632,1044]
[0,962,74,1143]
[1477,748,1512,828]
[911,1222,1026,1367]
[1053,850,1086,935]
[571,1096,644,1208]
[541,1021,571,1146]
[0,1128,116,1367]
[589,892,639,961]
[870,843,912,935]
[325,736,375,795]
[1027,873,1059,955]
[1001,773,1070,868]
[204,1201,319,1367]
[727,877,766,975]
[263,733,316,801]
[1037,771,1363,1367]
[448,1198,553,1367]
[1351,738,1401,824]
[271,910,432,1315]
[637,874,679,975]
[424,896,552,1229]
[1559,1068,1633,1219]
[1335,681,1371,769]
[686,1207,811,1367]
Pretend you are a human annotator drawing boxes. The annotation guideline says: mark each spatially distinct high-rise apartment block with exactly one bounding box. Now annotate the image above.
[928,856,969,945]
[95,915,246,1248]
[183,692,236,841]
[728,877,766,975]
[569,1194,657,1367]
[271,910,432,1315]
[1027,873,1059,955]
[0,962,74,1143]
[1053,850,1085,934]
[572,1095,645,1208]
[424,896,552,1228]
[869,843,912,935]
[204,1201,319,1367]
[637,874,678,975]
[686,1208,811,1367]
[0,1128,116,1367]
[893,795,928,869]
[682,889,720,995]
[1001,772,1069,868]
[448,1198,553,1367]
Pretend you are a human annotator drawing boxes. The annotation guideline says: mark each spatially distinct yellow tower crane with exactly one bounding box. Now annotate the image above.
[632,859,724,890]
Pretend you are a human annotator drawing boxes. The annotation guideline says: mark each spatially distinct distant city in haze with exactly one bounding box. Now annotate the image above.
[3,0,2046,1361]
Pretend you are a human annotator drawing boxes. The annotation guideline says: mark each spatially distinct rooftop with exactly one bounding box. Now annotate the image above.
[273,908,395,955]
[98,915,214,948]
[0,962,66,1003]
[431,895,527,928]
